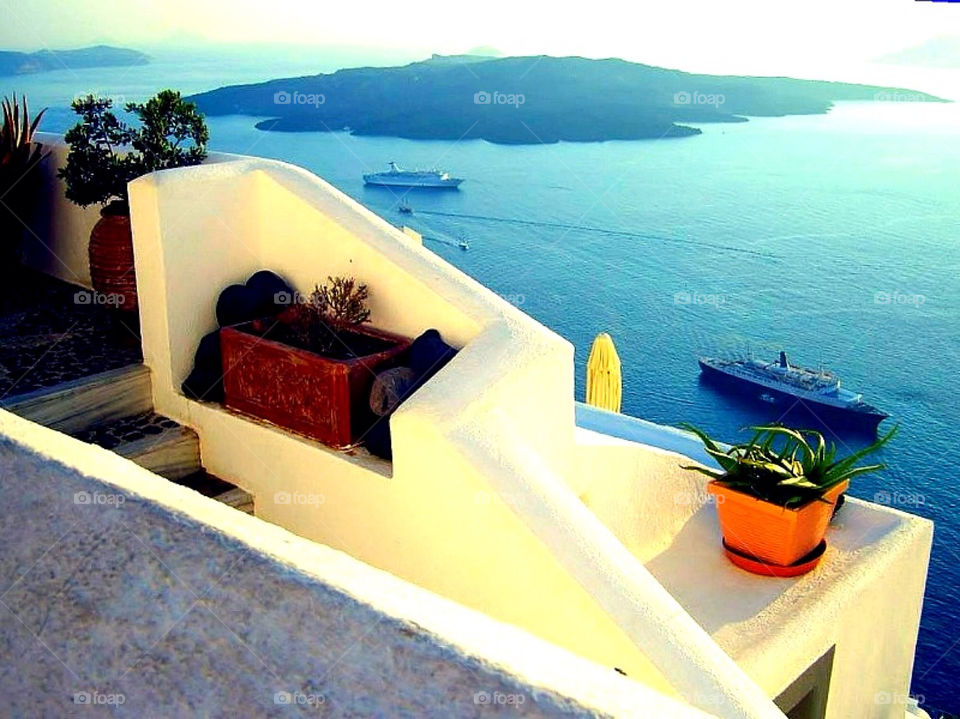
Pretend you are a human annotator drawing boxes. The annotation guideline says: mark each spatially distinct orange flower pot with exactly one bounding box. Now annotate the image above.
[706,479,849,567]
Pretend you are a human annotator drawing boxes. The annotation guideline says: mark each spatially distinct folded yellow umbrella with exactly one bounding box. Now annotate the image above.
[586,333,622,413]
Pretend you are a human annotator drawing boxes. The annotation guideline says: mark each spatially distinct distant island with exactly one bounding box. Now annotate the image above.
[0,45,149,76]
[188,54,946,145]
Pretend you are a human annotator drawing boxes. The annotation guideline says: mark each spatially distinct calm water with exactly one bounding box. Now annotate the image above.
[11,59,960,711]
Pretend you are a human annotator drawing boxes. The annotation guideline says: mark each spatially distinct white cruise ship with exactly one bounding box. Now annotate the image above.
[363,162,463,189]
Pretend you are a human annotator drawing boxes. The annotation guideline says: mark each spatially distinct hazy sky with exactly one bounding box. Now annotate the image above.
[2,0,959,77]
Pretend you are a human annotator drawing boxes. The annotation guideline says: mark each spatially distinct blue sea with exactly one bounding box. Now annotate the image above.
[10,52,960,712]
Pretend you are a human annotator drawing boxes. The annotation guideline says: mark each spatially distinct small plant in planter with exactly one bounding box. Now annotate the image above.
[0,95,47,279]
[682,423,896,573]
[59,90,208,311]
[220,276,410,449]
[287,277,372,356]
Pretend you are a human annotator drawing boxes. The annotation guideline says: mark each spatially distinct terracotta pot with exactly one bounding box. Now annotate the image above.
[89,207,137,312]
[220,321,410,448]
[707,479,849,567]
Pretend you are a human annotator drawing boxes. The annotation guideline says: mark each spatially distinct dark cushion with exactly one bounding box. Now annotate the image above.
[216,284,261,327]
[246,270,295,316]
[182,367,224,403]
[192,271,292,401]
[361,330,457,458]
[193,330,222,371]
[364,418,393,460]
[369,367,417,416]
[408,329,457,381]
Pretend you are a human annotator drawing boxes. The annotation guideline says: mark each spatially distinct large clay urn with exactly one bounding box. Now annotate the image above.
[88,201,137,312]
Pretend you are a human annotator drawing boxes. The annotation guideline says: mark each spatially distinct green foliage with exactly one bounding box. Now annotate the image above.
[289,276,371,354]
[58,90,208,209]
[1,94,46,181]
[1,95,47,272]
[58,96,134,208]
[681,423,897,508]
[129,90,209,173]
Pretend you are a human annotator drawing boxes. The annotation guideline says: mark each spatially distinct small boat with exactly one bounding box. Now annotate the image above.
[458,239,470,251]
[398,201,413,214]
[759,393,776,404]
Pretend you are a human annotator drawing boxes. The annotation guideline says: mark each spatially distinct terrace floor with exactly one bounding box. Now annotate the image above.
[0,269,142,398]
[0,268,252,514]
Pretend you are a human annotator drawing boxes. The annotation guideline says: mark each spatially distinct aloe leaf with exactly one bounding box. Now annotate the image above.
[28,107,46,139]
[824,426,897,479]
[680,464,725,481]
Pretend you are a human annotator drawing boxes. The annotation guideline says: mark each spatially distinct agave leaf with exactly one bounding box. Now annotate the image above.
[12,97,20,147]
[742,459,794,479]
[680,464,725,481]
[824,462,886,486]
[823,426,897,482]
[680,423,727,456]
[680,421,898,509]
[824,442,837,466]
[753,425,815,461]
[809,430,827,463]
[704,449,741,475]
[778,476,820,490]
[1,95,47,163]
[28,106,45,141]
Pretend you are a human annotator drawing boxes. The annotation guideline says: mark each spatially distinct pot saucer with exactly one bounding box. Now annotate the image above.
[722,539,827,577]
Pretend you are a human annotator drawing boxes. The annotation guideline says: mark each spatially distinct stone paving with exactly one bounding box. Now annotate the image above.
[0,269,142,398]
[70,411,179,450]
[0,269,246,508]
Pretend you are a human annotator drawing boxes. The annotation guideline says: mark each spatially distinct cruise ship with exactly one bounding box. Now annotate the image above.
[698,351,889,431]
[363,162,463,189]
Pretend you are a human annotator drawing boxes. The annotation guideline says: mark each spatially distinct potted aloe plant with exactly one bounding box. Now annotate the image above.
[682,424,896,572]
[220,276,410,448]
[0,95,46,280]
[58,90,208,311]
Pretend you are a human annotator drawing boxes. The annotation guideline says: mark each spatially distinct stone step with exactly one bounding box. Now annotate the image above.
[213,488,255,515]
[175,470,255,515]
[116,426,202,481]
[1,364,152,434]
[70,410,202,481]
[74,416,255,513]
[3,364,254,515]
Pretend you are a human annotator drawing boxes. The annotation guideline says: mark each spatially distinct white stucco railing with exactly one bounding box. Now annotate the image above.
[19,134,933,718]
[124,150,791,719]
[575,402,720,468]
[0,408,717,718]
[16,135,934,718]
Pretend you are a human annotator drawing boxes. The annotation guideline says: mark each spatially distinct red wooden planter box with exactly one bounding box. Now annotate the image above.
[220,321,410,448]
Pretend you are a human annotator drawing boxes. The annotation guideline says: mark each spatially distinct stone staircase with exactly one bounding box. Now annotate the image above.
[1,364,253,514]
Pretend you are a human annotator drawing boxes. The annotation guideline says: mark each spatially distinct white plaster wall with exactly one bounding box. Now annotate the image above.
[129,159,665,688]
[19,133,100,287]
[0,408,714,718]
[20,135,932,719]
[129,158,785,719]
[19,134,249,289]
[574,423,933,719]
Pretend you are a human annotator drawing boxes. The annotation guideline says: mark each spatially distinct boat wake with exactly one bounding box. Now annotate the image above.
[415,210,775,259]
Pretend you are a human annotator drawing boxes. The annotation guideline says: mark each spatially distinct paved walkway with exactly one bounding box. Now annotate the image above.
[0,271,142,398]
